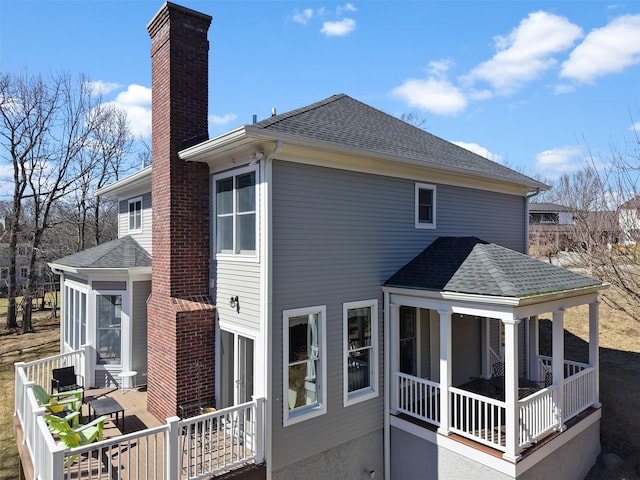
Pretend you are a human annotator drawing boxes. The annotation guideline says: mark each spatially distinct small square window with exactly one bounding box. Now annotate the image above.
[415,183,436,229]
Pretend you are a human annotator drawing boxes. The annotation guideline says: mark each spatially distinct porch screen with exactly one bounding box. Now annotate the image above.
[288,313,319,410]
[96,295,122,365]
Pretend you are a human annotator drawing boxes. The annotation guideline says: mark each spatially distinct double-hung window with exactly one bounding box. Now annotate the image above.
[344,300,378,406]
[215,168,257,257]
[283,305,326,426]
[128,197,142,233]
[96,294,122,365]
[415,183,436,229]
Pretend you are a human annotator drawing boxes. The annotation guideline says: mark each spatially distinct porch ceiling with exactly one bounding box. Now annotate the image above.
[384,237,603,298]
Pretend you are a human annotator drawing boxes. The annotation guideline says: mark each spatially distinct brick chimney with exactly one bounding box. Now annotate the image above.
[146,2,216,420]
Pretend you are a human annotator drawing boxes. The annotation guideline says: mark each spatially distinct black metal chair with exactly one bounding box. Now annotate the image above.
[51,366,84,401]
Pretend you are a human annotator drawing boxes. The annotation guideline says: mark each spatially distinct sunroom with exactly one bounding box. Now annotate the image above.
[383,237,605,464]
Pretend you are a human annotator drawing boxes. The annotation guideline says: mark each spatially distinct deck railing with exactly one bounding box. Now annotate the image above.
[563,366,595,421]
[518,385,559,447]
[15,354,266,480]
[538,355,588,381]
[449,386,506,451]
[394,372,440,425]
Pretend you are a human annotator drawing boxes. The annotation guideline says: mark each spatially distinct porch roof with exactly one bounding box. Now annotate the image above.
[49,236,151,270]
[384,237,602,297]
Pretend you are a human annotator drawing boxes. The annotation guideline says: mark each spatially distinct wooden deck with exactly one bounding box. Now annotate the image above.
[16,386,261,479]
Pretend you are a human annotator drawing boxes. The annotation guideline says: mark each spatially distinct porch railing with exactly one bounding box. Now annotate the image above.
[538,355,588,380]
[449,387,506,451]
[15,354,266,480]
[394,372,440,425]
[518,385,559,447]
[394,360,595,454]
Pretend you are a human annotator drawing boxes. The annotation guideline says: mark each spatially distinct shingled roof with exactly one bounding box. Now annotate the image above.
[51,236,151,269]
[250,94,545,189]
[384,237,602,297]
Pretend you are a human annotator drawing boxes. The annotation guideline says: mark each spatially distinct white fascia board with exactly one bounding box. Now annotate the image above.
[179,125,546,196]
[97,166,152,199]
[48,263,136,277]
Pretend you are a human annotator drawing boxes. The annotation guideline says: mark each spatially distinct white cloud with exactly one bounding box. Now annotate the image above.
[534,146,584,179]
[105,84,152,139]
[464,11,582,95]
[391,77,467,116]
[86,80,120,96]
[336,3,357,15]
[452,142,503,163]
[321,18,356,36]
[209,113,238,126]
[560,14,640,83]
[293,8,313,25]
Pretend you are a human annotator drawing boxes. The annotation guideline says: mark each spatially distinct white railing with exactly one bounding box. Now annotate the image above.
[395,372,440,425]
[563,367,595,422]
[518,386,560,447]
[15,354,266,480]
[538,356,588,381]
[449,387,506,452]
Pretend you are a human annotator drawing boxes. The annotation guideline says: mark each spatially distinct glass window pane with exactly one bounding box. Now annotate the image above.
[348,349,370,391]
[236,173,255,213]
[216,178,233,214]
[289,315,309,362]
[217,216,233,253]
[348,307,371,349]
[419,188,433,223]
[236,213,255,253]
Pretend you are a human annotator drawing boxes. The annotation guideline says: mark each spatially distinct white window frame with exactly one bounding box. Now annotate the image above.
[415,183,436,229]
[343,299,378,406]
[283,305,327,426]
[212,165,258,260]
[128,197,143,234]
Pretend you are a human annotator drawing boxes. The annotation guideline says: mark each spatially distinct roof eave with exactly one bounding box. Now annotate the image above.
[49,263,152,276]
[97,166,152,198]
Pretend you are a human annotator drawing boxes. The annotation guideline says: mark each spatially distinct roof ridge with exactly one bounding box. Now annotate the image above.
[473,244,515,296]
[253,94,347,129]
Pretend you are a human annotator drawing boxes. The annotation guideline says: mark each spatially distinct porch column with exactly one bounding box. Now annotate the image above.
[552,309,566,430]
[589,301,601,408]
[503,317,521,462]
[389,304,400,414]
[527,316,540,383]
[438,310,452,435]
[481,317,490,379]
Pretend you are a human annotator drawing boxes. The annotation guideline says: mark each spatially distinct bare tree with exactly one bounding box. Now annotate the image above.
[0,70,132,331]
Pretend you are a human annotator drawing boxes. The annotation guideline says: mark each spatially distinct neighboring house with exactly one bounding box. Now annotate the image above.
[618,195,640,244]
[19,3,606,480]
[529,202,575,253]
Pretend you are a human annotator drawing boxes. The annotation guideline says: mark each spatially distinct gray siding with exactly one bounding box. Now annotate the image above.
[118,192,152,252]
[452,314,481,385]
[132,280,150,386]
[270,160,527,470]
[214,261,261,332]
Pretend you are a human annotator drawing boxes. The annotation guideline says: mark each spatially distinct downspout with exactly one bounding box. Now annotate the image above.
[262,139,282,480]
[525,188,541,254]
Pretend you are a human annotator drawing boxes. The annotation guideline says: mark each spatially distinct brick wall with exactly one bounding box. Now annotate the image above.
[146,2,216,420]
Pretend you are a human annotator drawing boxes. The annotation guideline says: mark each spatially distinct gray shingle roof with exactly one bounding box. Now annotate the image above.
[251,94,545,188]
[52,236,151,269]
[384,237,602,297]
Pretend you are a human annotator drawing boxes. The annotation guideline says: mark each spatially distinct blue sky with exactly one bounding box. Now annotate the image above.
[2,1,640,184]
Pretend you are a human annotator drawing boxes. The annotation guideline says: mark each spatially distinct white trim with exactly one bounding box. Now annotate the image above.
[128,197,143,234]
[212,165,260,262]
[282,305,327,427]
[343,299,379,407]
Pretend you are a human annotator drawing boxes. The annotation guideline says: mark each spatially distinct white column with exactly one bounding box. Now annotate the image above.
[589,301,601,408]
[389,304,400,414]
[552,309,566,430]
[502,317,522,462]
[527,316,540,383]
[481,317,490,379]
[438,310,452,435]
